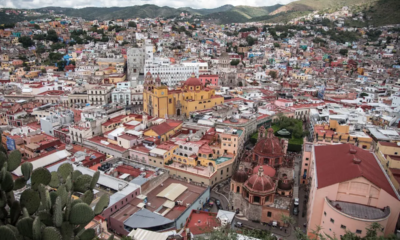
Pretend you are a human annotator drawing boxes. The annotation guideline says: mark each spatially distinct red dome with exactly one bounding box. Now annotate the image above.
[184,77,202,86]
[245,173,275,194]
[253,128,283,157]
[184,74,202,87]
[253,165,276,177]
[232,167,248,183]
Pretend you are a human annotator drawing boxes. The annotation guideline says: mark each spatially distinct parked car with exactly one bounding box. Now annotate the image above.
[294,198,299,206]
[293,206,299,216]
[235,222,243,228]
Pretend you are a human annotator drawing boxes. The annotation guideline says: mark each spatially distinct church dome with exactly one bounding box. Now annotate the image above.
[232,165,248,183]
[252,165,276,177]
[253,128,283,157]
[184,76,202,87]
[244,167,275,194]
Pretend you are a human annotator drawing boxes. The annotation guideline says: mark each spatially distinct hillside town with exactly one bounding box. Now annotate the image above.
[0,6,400,240]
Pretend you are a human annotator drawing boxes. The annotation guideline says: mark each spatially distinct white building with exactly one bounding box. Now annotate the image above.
[144,57,199,86]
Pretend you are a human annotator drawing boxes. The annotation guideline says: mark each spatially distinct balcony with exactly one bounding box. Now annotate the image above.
[166,162,214,178]
[326,197,390,221]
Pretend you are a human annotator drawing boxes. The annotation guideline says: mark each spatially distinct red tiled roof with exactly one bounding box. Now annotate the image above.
[148,122,176,136]
[314,144,397,198]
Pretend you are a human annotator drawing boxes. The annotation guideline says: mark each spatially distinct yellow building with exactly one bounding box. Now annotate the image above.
[376,141,400,192]
[103,74,126,84]
[143,73,224,118]
[144,120,182,142]
[313,120,373,150]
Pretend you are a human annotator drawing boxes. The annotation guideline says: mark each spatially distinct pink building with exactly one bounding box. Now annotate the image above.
[274,98,294,108]
[306,144,400,238]
[199,74,218,86]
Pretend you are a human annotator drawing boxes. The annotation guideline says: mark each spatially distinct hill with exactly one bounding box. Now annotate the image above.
[0,4,283,25]
[199,5,283,24]
[361,0,400,26]
[270,0,379,15]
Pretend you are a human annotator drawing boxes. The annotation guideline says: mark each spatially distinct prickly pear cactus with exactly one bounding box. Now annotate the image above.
[0,148,109,240]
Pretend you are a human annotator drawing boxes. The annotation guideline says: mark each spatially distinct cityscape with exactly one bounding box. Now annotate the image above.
[0,0,400,240]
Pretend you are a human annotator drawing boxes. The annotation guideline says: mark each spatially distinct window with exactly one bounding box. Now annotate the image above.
[305,163,308,166]
[395,152,398,155]
[330,218,334,223]
[324,211,326,216]
[306,158,309,160]
[267,212,272,217]
[341,225,346,229]
[356,230,362,234]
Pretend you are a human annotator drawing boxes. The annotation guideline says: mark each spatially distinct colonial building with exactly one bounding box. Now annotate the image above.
[230,126,293,225]
[143,72,224,118]
[306,144,400,238]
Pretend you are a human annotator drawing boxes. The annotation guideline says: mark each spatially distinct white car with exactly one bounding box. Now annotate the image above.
[294,198,299,206]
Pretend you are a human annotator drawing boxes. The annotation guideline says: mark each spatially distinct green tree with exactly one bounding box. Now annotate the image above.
[274,42,280,48]
[230,59,240,66]
[246,36,256,46]
[339,49,348,56]
[18,36,34,48]
[128,21,137,28]
[360,93,369,97]
[33,24,40,29]
[268,71,277,79]
[46,29,59,42]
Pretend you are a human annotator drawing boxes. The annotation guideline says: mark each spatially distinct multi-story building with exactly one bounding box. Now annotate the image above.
[40,109,74,136]
[306,144,400,238]
[143,73,224,118]
[375,141,400,192]
[144,58,199,86]
[301,119,373,185]
[111,81,131,105]
[87,85,114,106]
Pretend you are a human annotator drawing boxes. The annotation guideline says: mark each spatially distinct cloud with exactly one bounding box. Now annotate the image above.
[0,0,296,10]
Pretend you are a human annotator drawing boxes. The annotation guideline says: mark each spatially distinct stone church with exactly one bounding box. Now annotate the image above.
[230,126,294,225]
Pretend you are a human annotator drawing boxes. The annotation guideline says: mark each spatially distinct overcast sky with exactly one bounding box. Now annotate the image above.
[0,0,297,9]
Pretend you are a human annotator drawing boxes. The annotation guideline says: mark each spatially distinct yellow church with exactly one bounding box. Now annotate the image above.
[143,72,224,118]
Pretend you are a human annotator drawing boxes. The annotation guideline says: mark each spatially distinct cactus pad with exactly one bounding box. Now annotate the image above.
[80,190,94,205]
[13,177,27,190]
[38,212,53,226]
[69,203,94,225]
[72,170,82,182]
[49,172,60,188]
[20,189,40,215]
[1,171,14,192]
[42,227,62,240]
[10,201,21,225]
[7,150,22,172]
[0,225,17,240]
[53,197,62,227]
[31,167,51,190]
[16,217,33,238]
[78,228,95,240]
[61,222,73,240]
[57,163,73,182]
[21,162,33,181]
[32,217,41,240]
[90,171,100,190]
[73,174,92,193]
[0,151,7,169]
[94,194,109,215]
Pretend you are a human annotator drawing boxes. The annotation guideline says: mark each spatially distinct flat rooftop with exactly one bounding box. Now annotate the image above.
[111,178,207,227]
[327,198,390,220]
[166,162,213,177]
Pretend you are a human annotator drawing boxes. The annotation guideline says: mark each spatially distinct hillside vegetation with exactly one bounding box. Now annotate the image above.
[1,1,400,26]
[271,0,379,14]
